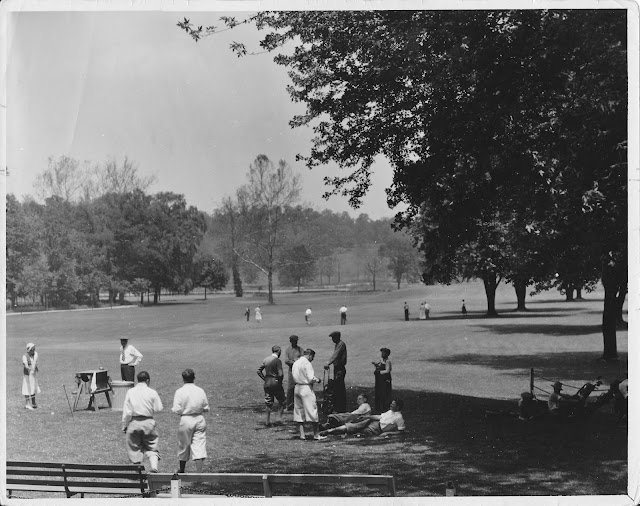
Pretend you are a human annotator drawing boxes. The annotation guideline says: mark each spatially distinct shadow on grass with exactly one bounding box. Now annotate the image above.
[205,387,626,497]
[412,311,578,322]
[474,323,602,336]
[426,351,628,383]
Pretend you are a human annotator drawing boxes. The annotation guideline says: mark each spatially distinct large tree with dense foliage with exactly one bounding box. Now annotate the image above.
[180,9,627,359]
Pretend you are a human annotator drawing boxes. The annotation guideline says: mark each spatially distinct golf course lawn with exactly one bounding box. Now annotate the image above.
[6,280,628,497]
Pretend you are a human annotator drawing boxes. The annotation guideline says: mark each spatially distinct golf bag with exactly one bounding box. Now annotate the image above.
[320,369,336,423]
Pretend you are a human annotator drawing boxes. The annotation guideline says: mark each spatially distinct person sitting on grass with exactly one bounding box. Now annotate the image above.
[548,381,580,419]
[320,399,405,438]
[518,392,547,421]
[321,393,372,430]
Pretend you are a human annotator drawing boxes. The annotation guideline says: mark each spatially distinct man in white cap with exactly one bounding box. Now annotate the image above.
[120,338,143,382]
[292,349,326,440]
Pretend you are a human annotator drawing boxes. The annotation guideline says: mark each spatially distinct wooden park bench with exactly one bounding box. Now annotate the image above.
[147,472,396,498]
[6,461,149,498]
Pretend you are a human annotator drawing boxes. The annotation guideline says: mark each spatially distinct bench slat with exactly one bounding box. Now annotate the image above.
[7,470,66,477]
[7,461,66,468]
[7,478,66,487]
[64,480,145,489]
[61,463,144,471]
[62,471,146,480]
[7,484,67,493]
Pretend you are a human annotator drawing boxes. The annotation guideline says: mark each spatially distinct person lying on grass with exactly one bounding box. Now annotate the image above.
[320,393,372,430]
[319,399,405,438]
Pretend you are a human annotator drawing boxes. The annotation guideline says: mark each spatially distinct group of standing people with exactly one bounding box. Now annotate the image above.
[403,301,430,320]
[257,331,394,440]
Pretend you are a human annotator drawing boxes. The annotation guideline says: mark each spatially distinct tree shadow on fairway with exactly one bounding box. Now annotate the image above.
[208,387,626,497]
[475,323,602,336]
[425,310,578,322]
[426,351,628,383]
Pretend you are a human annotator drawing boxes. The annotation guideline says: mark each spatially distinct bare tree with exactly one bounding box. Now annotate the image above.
[364,249,384,291]
[34,155,92,202]
[233,155,301,304]
[86,156,157,198]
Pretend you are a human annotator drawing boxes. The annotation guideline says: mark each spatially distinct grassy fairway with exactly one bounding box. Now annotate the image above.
[6,281,628,497]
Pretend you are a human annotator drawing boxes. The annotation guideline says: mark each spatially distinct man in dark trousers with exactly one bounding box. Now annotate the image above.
[284,335,303,411]
[324,331,347,413]
[257,345,286,426]
[403,302,409,321]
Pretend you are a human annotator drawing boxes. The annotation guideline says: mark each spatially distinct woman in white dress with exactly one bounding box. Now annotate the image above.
[255,305,262,323]
[418,302,426,320]
[22,343,41,409]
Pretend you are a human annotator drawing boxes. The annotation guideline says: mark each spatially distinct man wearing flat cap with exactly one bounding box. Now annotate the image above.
[324,331,347,413]
[119,338,143,382]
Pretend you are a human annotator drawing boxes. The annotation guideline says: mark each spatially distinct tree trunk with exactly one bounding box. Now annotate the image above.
[513,279,527,311]
[204,287,207,300]
[119,291,125,304]
[564,284,575,301]
[372,274,376,291]
[397,276,401,289]
[483,273,499,317]
[575,287,584,300]
[153,288,159,304]
[268,269,274,304]
[232,263,243,297]
[616,284,627,326]
[140,292,144,305]
[601,262,623,361]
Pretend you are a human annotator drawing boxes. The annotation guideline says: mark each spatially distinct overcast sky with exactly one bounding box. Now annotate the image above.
[6,7,398,219]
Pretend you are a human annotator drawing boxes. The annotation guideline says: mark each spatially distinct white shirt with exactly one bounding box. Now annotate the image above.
[172,383,210,416]
[122,382,163,426]
[292,356,316,385]
[340,306,347,314]
[352,403,371,416]
[120,344,143,366]
[379,410,405,431]
[305,309,312,316]
[619,379,628,399]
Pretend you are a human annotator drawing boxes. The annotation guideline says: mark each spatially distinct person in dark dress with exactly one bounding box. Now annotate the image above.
[372,348,392,413]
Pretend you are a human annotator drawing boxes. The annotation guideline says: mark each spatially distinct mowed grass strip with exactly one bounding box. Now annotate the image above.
[7,281,628,497]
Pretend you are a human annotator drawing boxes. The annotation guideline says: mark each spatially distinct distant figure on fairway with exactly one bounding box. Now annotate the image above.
[171,368,210,473]
[292,349,326,440]
[120,338,143,382]
[373,348,392,413]
[257,345,286,427]
[424,302,431,319]
[305,307,312,325]
[255,305,262,323]
[461,300,467,315]
[245,307,250,322]
[324,331,348,413]
[321,393,372,429]
[284,335,303,411]
[403,302,410,321]
[320,399,406,438]
[419,302,426,320]
[22,343,41,410]
[339,305,347,325]
[121,371,163,473]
